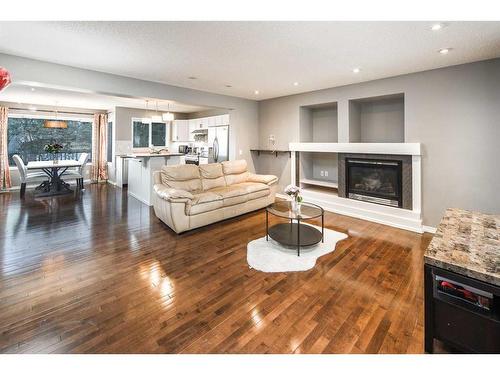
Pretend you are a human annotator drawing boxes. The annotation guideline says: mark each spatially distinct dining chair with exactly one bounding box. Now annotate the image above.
[61,152,89,189]
[12,154,48,198]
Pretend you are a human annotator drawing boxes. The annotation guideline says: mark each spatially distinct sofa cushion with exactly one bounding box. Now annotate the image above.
[221,160,248,175]
[154,184,194,202]
[199,163,226,191]
[222,160,249,186]
[246,173,278,186]
[207,185,249,207]
[186,191,223,215]
[161,164,202,193]
[224,172,249,186]
[232,182,270,200]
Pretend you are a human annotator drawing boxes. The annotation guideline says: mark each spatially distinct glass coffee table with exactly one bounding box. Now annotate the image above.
[265,200,324,256]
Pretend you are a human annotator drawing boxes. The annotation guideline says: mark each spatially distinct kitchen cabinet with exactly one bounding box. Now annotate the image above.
[171,120,189,142]
[188,119,197,142]
[179,115,230,143]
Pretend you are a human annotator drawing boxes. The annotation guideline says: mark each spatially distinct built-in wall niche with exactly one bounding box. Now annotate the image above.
[299,102,338,143]
[299,152,338,195]
[349,93,405,143]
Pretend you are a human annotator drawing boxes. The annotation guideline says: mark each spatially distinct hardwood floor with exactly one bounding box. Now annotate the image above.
[0,184,433,353]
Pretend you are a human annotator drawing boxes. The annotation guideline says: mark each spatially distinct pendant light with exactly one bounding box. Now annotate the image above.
[151,101,162,122]
[162,103,175,122]
[44,103,68,129]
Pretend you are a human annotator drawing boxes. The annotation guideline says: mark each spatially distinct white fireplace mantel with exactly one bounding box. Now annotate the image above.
[289,142,421,156]
[289,142,423,233]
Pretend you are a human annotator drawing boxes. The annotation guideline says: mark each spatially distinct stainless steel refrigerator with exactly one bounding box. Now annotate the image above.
[208,125,229,163]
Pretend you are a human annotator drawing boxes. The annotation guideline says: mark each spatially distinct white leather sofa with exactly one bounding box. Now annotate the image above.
[152,160,278,233]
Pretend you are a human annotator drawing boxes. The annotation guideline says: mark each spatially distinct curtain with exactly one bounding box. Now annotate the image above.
[91,113,108,182]
[0,106,11,190]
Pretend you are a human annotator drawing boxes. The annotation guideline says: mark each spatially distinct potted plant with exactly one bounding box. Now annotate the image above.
[44,142,64,164]
[284,184,303,212]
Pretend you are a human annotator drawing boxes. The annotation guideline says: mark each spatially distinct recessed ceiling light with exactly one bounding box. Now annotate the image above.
[30,87,35,92]
[353,68,361,74]
[293,82,299,86]
[254,90,259,95]
[188,76,197,80]
[431,23,443,31]
[439,48,451,55]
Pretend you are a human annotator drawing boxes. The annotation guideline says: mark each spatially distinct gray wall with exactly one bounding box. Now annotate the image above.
[187,108,229,119]
[1,53,259,174]
[256,59,500,227]
[312,107,338,142]
[354,97,405,143]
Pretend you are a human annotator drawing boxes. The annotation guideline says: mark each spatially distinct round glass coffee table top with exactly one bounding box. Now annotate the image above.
[266,200,324,220]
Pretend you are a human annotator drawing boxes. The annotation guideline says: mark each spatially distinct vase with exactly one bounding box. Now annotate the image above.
[52,153,59,164]
[291,199,301,213]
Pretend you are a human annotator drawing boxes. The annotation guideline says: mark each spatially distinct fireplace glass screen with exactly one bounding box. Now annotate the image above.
[346,158,402,207]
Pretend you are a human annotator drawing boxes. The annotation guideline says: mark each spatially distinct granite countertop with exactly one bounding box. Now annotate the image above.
[424,208,500,286]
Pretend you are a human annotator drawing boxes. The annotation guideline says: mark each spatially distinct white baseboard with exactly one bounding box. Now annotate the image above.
[422,225,437,234]
[128,191,151,206]
[301,189,424,233]
[276,191,428,233]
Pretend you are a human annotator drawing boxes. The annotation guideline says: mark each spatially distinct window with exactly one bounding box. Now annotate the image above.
[107,120,113,162]
[131,119,168,148]
[7,116,92,166]
[132,120,149,148]
[151,122,166,146]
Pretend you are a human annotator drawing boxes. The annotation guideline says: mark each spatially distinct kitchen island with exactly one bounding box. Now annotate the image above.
[424,208,500,353]
[124,153,184,206]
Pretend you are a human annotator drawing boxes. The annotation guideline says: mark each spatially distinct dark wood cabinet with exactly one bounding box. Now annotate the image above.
[424,264,500,353]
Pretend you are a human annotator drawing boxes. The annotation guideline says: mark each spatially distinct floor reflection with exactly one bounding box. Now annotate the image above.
[139,260,175,302]
[251,308,264,329]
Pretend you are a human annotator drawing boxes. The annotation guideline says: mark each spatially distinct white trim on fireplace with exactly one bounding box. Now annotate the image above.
[290,142,423,233]
[289,142,421,155]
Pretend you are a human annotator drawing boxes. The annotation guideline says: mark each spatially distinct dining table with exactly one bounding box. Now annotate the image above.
[26,159,83,197]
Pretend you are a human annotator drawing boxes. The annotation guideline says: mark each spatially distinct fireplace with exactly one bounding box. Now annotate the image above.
[346,158,403,208]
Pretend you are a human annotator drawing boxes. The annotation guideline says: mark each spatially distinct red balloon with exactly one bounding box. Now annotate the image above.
[0,67,12,91]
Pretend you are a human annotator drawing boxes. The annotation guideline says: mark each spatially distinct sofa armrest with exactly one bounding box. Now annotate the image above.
[153,184,194,203]
[247,173,278,186]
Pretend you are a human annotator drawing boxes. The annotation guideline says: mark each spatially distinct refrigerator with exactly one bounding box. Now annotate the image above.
[208,125,229,163]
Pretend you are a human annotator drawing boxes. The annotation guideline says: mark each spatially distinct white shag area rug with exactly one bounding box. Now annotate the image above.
[247,224,348,273]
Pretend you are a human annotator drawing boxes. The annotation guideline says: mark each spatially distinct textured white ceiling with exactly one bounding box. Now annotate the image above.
[0,84,210,113]
[0,21,499,100]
